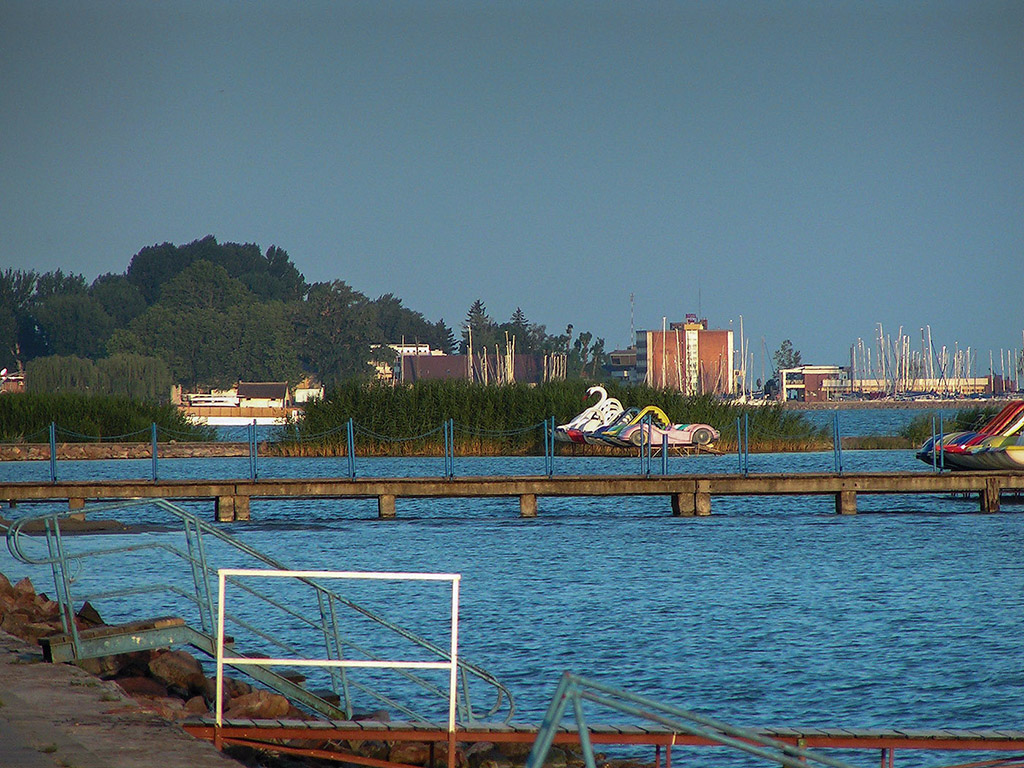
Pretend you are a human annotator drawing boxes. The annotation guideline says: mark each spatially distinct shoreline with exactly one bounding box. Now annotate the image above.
[1,399,999,461]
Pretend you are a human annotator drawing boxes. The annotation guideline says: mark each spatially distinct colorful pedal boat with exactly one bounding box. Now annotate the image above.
[555,388,720,448]
[916,400,1024,471]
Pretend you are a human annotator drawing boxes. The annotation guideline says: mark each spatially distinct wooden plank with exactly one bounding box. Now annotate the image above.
[304,720,343,731]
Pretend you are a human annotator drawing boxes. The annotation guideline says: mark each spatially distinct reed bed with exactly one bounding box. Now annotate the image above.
[0,392,214,443]
[899,405,1000,445]
[274,381,829,456]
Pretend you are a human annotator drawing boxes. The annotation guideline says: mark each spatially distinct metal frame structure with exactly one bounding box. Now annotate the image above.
[4,499,513,724]
[526,673,860,768]
[214,568,462,768]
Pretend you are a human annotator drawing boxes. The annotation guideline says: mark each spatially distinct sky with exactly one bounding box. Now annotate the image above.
[2,0,1022,371]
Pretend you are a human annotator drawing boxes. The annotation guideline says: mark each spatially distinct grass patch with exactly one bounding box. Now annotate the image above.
[276,381,829,455]
[900,406,1001,444]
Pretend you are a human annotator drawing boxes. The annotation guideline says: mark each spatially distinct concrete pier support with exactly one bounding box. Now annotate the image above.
[981,479,1001,513]
[215,495,249,522]
[519,494,537,518]
[695,480,711,516]
[68,497,86,521]
[671,492,694,517]
[835,490,857,515]
[671,485,711,517]
[378,494,396,519]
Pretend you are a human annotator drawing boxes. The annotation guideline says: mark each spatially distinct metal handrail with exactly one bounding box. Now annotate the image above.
[214,568,462,768]
[5,499,514,723]
[526,673,861,768]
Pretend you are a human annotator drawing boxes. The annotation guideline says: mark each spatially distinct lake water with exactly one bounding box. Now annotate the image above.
[2,450,1022,768]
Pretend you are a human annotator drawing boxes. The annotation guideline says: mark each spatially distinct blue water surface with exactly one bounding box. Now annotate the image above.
[1,450,1021,768]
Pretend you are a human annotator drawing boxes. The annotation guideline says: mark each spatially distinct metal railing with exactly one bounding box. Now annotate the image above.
[4,499,514,724]
[526,673,861,768]
[215,568,462,768]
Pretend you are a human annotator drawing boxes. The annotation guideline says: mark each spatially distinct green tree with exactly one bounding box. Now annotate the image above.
[33,270,87,300]
[126,236,307,305]
[371,293,451,351]
[110,305,230,388]
[97,353,173,401]
[773,339,803,371]
[90,273,147,327]
[242,244,307,301]
[461,299,502,353]
[221,302,301,383]
[25,355,99,393]
[158,260,255,311]
[293,281,376,387]
[0,269,38,371]
[33,294,115,358]
[498,307,550,354]
[126,241,186,304]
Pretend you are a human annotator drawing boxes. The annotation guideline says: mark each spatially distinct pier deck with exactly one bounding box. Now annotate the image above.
[2,471,1023,520]
[181,717,1024,765]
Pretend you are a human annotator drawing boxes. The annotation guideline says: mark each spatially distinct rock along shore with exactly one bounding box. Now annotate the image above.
[0,442,253,462]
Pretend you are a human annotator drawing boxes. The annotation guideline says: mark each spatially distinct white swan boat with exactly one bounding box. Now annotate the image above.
[554,386,720,447]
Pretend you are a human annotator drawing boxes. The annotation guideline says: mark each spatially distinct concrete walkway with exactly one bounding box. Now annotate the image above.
[0,630,241,768]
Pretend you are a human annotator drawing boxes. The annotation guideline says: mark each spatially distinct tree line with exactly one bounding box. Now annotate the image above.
[1,236,607,398]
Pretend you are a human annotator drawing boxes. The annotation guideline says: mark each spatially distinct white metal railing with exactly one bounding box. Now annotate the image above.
[215,568,461,736]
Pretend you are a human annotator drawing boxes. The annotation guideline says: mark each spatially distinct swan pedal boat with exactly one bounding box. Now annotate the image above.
[916,399,1024,471]
[554,386,720,448]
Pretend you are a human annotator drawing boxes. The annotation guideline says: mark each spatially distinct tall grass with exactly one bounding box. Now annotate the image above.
[275,381,829,455]
[900,405,1001,446]
[0,392,214,442]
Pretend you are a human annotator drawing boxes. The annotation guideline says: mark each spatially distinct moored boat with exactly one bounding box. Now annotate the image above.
[555,387,719,448]
[916,400,1024,471]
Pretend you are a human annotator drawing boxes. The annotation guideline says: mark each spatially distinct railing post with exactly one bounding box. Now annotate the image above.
[544,417,554,477]
[938,413,945,471]
[736,417,742,472]
[346,418,356,479]
[833,411,844,474]
[743,411,750,476]
[151,422,158,481]
[249,420,259,481]
[931,416,938,472]
[661,430,669,475]
[49,422,57,483]
[446,418,455,478]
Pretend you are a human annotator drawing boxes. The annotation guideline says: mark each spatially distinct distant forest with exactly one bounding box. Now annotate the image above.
[1,236,605,398]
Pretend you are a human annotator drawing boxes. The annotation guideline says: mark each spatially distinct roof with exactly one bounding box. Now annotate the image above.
[237,381,289,399]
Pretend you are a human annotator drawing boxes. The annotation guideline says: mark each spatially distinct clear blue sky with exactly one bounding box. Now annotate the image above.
[2,1,1022,370]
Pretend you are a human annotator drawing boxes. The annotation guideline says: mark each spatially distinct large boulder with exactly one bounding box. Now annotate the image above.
[185,695,210,715]
[1,613,59,643]
[202,674,252,705]
[223,689,292,719]
[390,741,466,768]
[117,676,170,698]
[148,649,206,695]
[76,650,153,680]
[134,695,188,721]
[13,576,36,598]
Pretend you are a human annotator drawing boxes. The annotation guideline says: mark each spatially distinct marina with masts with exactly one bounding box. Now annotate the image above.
[848,325,1024,398]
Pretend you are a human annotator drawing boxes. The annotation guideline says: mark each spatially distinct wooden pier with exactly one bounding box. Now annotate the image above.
[2,471,1022,521]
